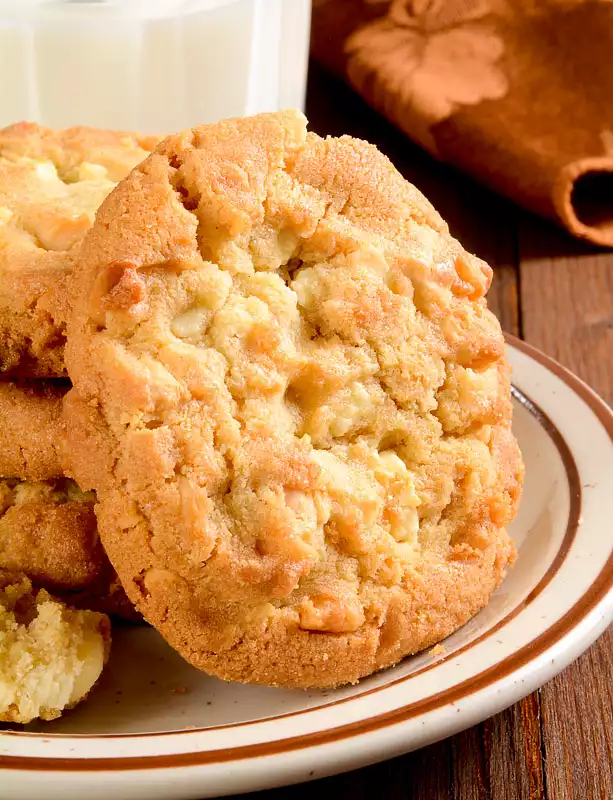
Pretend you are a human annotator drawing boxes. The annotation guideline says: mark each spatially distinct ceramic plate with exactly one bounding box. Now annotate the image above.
[2,336,613,800]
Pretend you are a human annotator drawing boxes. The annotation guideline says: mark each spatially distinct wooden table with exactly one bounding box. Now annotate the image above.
[237,64,613,800]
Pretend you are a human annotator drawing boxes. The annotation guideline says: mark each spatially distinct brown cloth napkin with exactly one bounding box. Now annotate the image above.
[311,0,613,247]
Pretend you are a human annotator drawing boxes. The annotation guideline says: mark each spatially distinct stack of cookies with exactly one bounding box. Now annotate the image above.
[0,125,157,722]
[2,111,524,719]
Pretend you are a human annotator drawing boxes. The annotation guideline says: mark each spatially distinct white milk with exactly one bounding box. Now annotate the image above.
[0,0,311,132]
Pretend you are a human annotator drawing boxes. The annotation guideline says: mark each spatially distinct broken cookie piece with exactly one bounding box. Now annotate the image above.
[0,573,110,723]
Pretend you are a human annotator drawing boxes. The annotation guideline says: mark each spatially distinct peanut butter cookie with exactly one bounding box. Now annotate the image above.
[66,111,523,688]
[0,478,136,620]
[0,122,158,377]
[0,381,67,480]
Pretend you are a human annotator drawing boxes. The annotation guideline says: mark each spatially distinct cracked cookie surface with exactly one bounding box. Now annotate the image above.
[66,110,523,688]
[0,122,158,376]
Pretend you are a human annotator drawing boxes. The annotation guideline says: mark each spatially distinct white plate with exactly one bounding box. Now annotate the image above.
[2,336,613,800]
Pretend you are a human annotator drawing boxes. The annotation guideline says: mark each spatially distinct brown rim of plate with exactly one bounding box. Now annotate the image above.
[2,334,611,773]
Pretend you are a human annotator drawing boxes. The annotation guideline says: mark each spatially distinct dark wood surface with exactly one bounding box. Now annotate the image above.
[235,64,613,800]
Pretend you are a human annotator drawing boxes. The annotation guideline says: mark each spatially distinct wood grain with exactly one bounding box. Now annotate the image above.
[519,218,613,800]
[232,63,612,800]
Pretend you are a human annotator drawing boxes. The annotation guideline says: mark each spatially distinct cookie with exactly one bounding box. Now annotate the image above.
[0,380,66,480]
[0,572,110,723]
[0,478,137,620]
[66,110,523,688]
[0,122,159,377]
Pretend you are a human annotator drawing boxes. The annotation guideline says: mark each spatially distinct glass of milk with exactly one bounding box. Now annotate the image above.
[0,0,312,133]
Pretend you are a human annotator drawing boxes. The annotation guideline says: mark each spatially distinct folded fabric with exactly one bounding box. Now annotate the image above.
[312,0,613,247]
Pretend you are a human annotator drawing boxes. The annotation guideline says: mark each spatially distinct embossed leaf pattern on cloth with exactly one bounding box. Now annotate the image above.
[311,0,613,247]
[347,0,508,153]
